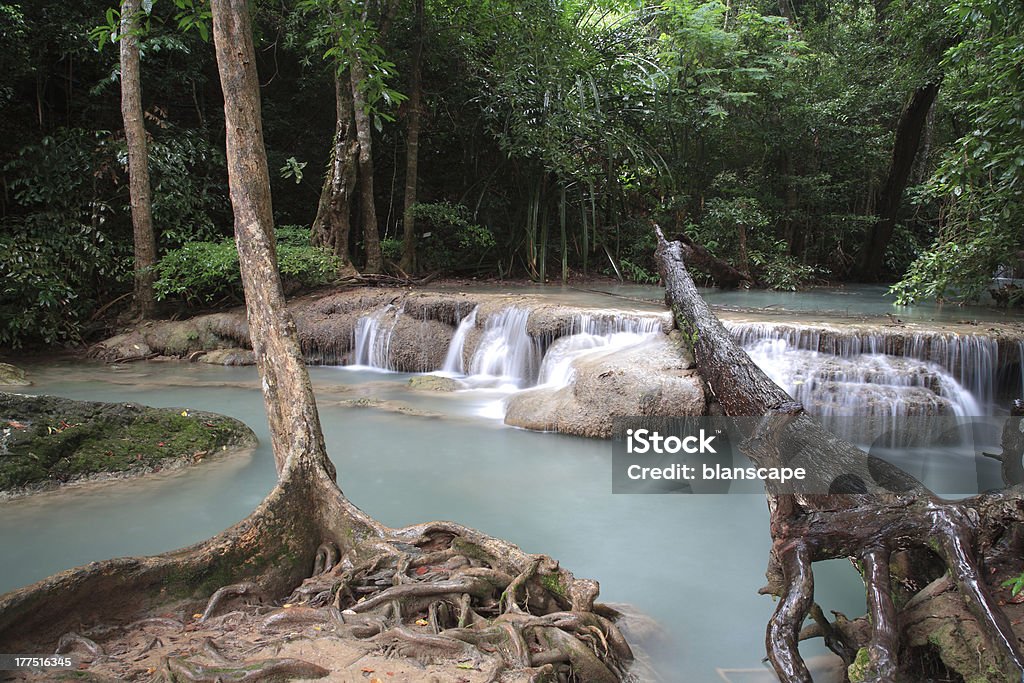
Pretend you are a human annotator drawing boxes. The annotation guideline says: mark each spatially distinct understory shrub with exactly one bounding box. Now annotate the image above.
[154,226,340,304]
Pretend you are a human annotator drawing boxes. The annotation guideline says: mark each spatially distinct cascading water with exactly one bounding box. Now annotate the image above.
[727,322,999,411]
[745,339,980,418]
[351,305,402,370]
[440,306,478,374]
[467,307,539,386]
[536,313,663,387]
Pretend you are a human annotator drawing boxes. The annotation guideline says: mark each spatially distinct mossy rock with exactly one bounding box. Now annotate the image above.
[0,363,30,386]
[0,392,257,494]
[200,348,256,366]
[407,375,462,392]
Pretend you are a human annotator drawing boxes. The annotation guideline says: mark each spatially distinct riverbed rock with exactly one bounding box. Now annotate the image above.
[200,348,256,366]
[504,336,705,438]
[407,375,462,391]
[0,363,30,386]
[0,393,256,495]
[388,315,455,372]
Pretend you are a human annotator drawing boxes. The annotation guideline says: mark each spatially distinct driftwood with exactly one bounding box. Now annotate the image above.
[335,271,439,288]
[675,232,755,289]
[655,226,1024,681]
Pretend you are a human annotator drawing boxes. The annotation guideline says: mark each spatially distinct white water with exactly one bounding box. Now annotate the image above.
[350,305,402,370]
[440,306,478,374]
[536,318,662,388]
[728,322,998,412]
[466,307,540,387]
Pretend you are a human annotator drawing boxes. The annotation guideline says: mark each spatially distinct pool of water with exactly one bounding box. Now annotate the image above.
[0,359,872,682]
[427,281,1023,324]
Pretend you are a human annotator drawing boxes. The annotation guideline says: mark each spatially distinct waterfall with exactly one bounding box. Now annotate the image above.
[745,339,981,418]
[727,322,999,409]
[468,307,540,386]
[351,305,402,370]
[441,306,478,374]
[536,313,663,387]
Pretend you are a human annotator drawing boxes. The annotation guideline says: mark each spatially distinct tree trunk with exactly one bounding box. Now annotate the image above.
[120,0,157,318]
[674,231,755,289]
[655,225,1024,682]
[399,0,424,275]
[350,58,383,274]
[311,71,358,278]
[0,8,633,680]
[858,81,940,281]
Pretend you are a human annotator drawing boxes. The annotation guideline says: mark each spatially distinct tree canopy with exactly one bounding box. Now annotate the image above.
[1,0,1022,346]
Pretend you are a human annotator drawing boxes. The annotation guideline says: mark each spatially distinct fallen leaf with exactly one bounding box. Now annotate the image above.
[415,566,429,576]
[456,662,475,669]
[415,618,429,626]
[192,613,203,619]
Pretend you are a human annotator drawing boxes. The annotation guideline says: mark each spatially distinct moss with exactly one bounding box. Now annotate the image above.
[540,573,567,598]
[847,647,870,683]
[0,393,255,492]
[452,538,493,564]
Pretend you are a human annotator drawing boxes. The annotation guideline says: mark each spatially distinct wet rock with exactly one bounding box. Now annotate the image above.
[200,348,256,366]
[0,363,30,386]
[387,315,454,373]
[0,393,256,495]
[407,375,462,392]
[505,336,705,438]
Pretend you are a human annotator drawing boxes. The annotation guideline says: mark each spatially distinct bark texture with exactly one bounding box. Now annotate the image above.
[656,225,1024,682]
[311,72,358,277]
[399,0,424,275]
[120,0,157,318]
[859,81,941,281]
[0,6,634,682]
[350,58,383,274]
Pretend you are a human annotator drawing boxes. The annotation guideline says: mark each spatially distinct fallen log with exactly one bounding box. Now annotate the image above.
[655,225,1024,682]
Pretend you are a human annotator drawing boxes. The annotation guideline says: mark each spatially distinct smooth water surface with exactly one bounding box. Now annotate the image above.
[0,359,866,682]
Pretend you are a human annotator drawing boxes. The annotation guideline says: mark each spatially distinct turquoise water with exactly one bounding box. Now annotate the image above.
[0,359,868,682]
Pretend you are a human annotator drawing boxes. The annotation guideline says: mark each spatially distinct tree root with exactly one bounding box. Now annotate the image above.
[161,655,329,682]
[56,631,105,659]
[656,224,1024,682]
[199,582,268,622]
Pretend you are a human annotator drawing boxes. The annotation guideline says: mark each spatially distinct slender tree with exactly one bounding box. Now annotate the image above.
[119,0,157,317]
[859,80,941,281]
[399,0,424,274]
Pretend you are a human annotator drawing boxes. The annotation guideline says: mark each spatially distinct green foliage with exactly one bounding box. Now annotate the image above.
[147,129,228,247]
[0,216,128,348]
[154,228,340,304]
[892,0,1024,302]
[380,238,403,262]
[1003,571,1024,597]
[409,202,496,271]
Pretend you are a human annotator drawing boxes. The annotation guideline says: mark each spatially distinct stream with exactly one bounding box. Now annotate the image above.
[3,284,1023,682]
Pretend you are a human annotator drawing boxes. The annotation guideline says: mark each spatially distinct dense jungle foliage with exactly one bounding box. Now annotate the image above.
[0,0,1021,347]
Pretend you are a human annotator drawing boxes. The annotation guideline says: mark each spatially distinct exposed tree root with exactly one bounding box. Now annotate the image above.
[656,225,1024,682]
[161,655,329,682]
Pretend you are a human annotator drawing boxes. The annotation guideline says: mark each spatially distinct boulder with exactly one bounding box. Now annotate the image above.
[505,335,705,438]
[407,375,462,392]
[200,348,256,366]
[0,363,30,386]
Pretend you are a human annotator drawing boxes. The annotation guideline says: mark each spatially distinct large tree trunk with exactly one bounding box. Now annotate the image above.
[0,6,633,680]
[120,0,157,318]
[350,58,383,274]
[858,81,940,281]
[399,0,424,275]
[311,71,359,278]
[656,225,1024,682]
